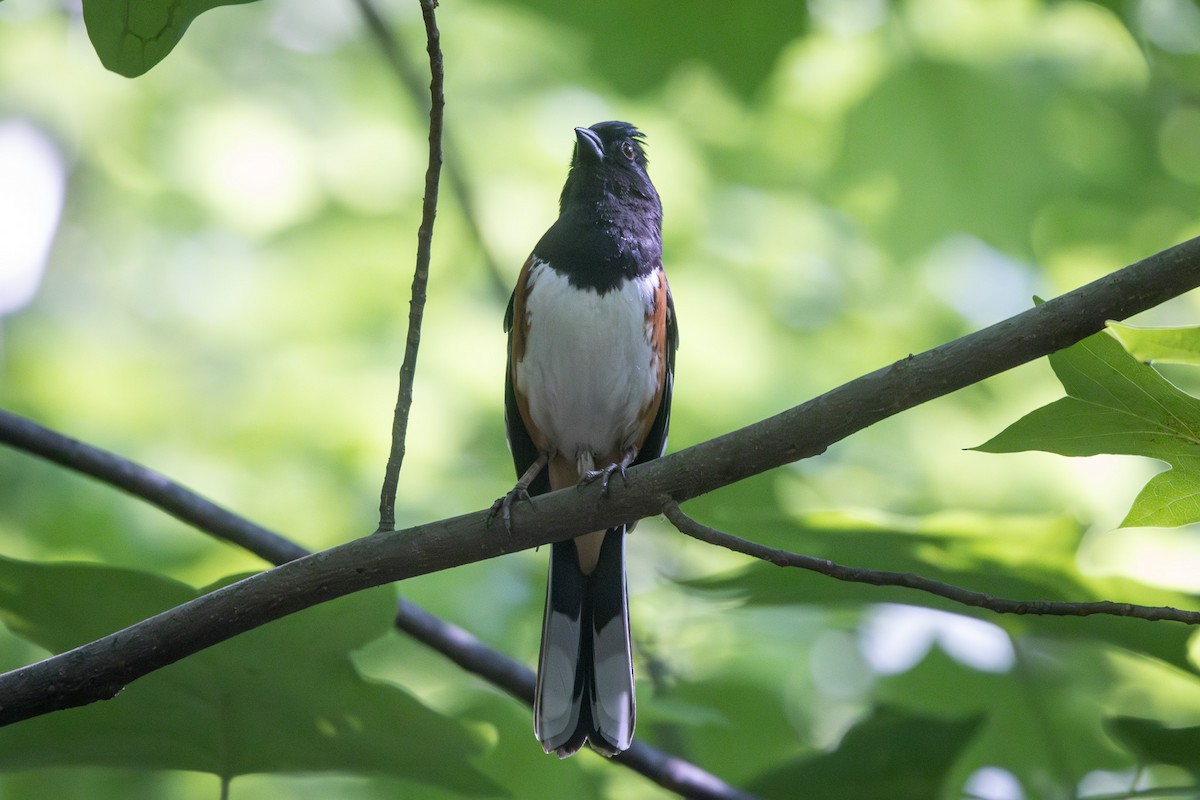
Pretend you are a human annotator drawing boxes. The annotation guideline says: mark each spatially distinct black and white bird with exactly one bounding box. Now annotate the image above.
[500,121,677,757]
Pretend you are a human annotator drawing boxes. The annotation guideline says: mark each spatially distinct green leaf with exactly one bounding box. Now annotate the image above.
[1110,322,1200,366]
[1107,716,1200,778]
[500,0,807,98]
[1122,460,1200,527]
[82,0,259,78]
[747,705,983,800]
[0,557,498,795]
[971,397,1189,458]
[974,328,1200,528]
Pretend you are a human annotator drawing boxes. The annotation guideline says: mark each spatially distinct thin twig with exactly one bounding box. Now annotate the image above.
[376,0,445,532]
[351,0,508,298]
[1,236,1200,726]
[0,410,751,800]
[661,501,1200,624]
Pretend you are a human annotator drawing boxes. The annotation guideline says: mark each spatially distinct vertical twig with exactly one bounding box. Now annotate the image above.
[377,0,444,532]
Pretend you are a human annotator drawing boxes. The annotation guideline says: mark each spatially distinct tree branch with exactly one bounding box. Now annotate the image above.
[376,0,444,532]
[0,411,752,800]
[661,501,1200,624]
[0,235,1199,728]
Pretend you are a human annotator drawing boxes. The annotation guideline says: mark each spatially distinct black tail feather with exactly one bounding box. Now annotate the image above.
[534,527,634,757]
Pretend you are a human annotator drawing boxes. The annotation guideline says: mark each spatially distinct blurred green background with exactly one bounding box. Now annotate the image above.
[2,0,1200,797]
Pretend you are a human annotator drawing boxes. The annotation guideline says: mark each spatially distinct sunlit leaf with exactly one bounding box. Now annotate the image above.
[1110,322,1200,366]
[0,557,498,795]
[1122,461,1200,527]
[975,328,1200,528]
[82,0,260,77]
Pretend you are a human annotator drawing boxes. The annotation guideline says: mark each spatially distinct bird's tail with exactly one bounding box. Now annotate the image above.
[534,527,634,758]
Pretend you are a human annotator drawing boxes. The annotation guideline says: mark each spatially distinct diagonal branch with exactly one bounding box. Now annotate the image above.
[0,410,753,800]
[376,0,444,532]
[661,501,1200,624]
[0,235,1199,729]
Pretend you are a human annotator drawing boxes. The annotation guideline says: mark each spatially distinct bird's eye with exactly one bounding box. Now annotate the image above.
[621,141,636,160]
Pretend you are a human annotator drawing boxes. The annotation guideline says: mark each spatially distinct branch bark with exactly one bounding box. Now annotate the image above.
[376,0,444,532]
[662,502,1200,624]
[0,235,1198,729]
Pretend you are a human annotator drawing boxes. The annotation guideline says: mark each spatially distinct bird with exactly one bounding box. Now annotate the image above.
[499,121,677,758]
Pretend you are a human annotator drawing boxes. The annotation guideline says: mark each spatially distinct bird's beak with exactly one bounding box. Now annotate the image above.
[574,127,604,163]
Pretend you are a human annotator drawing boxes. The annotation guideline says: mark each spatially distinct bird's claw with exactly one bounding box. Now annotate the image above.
[488,487,532,532]
[580,463,628,497]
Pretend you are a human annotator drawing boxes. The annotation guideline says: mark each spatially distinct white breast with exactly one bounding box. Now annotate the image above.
[514,259,661,471]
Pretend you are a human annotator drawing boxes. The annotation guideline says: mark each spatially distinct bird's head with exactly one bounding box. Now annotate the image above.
[559,121,659,214]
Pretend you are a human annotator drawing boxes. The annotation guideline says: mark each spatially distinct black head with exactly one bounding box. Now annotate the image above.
[537,121,662,291]
[559,121,659,214]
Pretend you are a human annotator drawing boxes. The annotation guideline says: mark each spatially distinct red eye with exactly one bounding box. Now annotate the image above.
[621,141,636,160]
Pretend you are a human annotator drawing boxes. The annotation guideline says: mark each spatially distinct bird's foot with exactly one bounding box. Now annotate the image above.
[488,486,533,533]
[580,462,629,497]
[490,453,549,531]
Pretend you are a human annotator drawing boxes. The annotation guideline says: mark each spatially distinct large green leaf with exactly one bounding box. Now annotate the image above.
[0,557,498,795]
[82,0,259,77]
[747,705,982,800]
[975,327,1200,528]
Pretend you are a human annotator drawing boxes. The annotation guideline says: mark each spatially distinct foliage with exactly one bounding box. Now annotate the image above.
[0,557,496,795]
[1111,322,1200,366]
[747,706,984,800]
[81,0,258,77]
[3,0,1200,798]
[977,326,1200,529]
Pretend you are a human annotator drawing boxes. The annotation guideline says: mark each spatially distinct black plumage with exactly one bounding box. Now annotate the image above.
[501,121,677,757]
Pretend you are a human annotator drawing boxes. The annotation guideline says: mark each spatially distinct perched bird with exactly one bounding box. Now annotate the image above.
[500,121,677,757]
